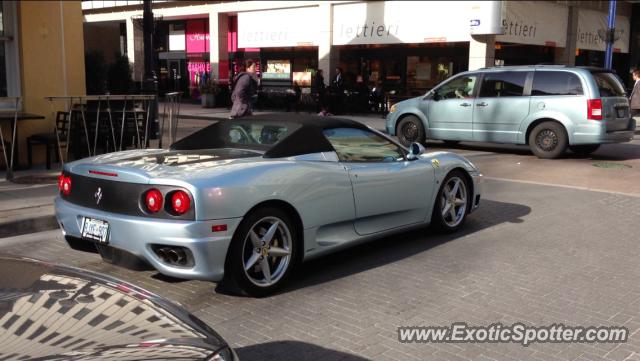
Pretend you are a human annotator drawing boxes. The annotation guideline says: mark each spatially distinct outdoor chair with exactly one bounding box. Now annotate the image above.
[27,111,69,169]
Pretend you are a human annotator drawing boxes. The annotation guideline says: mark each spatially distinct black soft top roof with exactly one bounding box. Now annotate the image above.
[170,114,371,158]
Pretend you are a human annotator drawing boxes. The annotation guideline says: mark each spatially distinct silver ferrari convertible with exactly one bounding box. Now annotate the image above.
[55,114,482,296]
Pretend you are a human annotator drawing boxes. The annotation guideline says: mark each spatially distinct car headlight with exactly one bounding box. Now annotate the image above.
[389,104,397,113]
[208,347,236,361]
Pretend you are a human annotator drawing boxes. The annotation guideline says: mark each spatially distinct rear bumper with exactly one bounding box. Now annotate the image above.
[571,118,635,144]
[55,197,241,282]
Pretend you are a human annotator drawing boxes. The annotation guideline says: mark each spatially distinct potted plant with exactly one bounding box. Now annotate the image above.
[200,78,220,108]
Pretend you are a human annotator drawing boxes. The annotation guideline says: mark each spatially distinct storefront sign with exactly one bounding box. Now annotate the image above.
[577,9,629,53]
[238,7,319,48]
[332,1,473,45]
[469,1,505,35]
[186,20,209,54]
[169,25,185,51]
[496,1,567,47]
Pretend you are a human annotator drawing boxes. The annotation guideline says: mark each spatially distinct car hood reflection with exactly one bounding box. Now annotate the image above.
[0,257,228,360]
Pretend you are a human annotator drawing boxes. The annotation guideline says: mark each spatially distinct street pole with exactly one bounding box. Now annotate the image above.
[604,0,617,69]
[142,0,159,144]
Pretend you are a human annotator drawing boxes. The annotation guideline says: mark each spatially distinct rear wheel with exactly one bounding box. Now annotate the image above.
[431,170,470,233]
[570,144,600,155]
[396,115,425,147]
[528,121,568,159]
[225,207,297,297]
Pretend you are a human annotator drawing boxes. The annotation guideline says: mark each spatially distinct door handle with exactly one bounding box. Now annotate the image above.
[476,102,488,107]
[460,103,471,107]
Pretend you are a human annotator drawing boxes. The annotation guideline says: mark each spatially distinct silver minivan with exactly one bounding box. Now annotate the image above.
[386,65,635,158]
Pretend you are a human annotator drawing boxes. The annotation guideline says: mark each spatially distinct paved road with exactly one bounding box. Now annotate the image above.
[2,128,640,360]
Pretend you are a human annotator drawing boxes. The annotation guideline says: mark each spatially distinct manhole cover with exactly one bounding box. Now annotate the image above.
[592,162,632,169]
[10,175,59,184]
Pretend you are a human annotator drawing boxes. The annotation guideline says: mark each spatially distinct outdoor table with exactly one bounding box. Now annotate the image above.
[0,112,46,180]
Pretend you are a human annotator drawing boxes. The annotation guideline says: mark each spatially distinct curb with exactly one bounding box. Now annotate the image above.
[0,215,59,239]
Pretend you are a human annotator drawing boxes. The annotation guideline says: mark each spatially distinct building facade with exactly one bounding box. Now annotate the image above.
[1,1,86,168]
[82,0,636,99]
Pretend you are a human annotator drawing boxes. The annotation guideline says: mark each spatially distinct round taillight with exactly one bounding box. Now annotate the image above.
[61,176,72,196]
[145,189,163,213]
[58,174,65,192]
[171,191,190,215]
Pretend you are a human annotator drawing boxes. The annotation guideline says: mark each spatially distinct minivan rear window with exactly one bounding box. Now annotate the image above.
[591,72,626,97]
[532,71,583,96]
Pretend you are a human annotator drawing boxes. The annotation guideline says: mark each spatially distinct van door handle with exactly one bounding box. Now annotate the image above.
[460,103,471,107]
[476,102,488,107]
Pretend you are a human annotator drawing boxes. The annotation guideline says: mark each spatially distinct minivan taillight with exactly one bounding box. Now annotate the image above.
[587,99,603,120]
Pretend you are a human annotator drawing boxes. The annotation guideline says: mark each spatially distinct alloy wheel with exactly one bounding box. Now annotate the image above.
[440,177,467,228]
[242,216,292,287]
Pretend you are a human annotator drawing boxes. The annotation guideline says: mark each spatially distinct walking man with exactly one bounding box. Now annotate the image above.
[230,59,259,118]
[630,69,640,118]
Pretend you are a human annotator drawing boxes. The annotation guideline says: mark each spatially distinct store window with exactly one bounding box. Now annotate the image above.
[0,0,21,102]
[532,72,583,96]
[479,72,528,98]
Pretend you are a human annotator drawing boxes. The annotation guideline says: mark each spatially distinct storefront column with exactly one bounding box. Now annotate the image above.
[468,35,495,70]
[317,2,332,78]
[209,11,228,80]
[554,6,578,66]
[131,18,144,82]
[125,17,135,72]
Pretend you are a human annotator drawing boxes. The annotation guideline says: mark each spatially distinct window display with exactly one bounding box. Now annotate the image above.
[263,60,291,79]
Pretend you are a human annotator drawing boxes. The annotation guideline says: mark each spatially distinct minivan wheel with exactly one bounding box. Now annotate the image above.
[528,122,568,159]
[396,115,425,147]
[570,144,600,155]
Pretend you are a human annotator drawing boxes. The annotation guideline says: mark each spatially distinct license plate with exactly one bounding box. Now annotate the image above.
[81,217,110,244]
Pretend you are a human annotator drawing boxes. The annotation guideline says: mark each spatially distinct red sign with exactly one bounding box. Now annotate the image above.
[186,20,210,54]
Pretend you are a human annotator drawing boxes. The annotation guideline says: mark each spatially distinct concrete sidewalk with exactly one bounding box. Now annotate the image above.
[0,105,389,240]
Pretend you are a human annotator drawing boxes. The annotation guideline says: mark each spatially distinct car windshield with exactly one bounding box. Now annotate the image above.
[170,119,299,152]
[591,71,626,97]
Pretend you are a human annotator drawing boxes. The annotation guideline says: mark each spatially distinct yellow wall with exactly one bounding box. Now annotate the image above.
[13,1,86,167]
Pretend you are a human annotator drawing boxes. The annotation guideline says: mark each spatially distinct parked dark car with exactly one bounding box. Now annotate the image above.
[0,256,238,360]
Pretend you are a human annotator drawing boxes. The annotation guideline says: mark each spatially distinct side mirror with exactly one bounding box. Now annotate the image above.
[431,91,441,101]
[407,142,426,160]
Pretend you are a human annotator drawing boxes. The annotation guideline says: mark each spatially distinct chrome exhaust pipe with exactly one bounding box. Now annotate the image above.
[175,248,187,265]
[156,247,170,263]
[166,249,179,264]
[167,248,186,265]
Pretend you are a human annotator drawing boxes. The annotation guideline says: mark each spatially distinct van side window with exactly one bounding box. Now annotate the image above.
[532,72,583,96]
[479,72,527,97]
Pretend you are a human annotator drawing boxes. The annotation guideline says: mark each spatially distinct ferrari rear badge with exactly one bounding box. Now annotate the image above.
[94,187,103,205]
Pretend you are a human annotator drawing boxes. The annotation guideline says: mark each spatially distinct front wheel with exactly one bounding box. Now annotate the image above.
[225,207,297,297]
[570,144,600,155]
[528,121,568,159]
[431,170,470,233]
[396,115,425,147]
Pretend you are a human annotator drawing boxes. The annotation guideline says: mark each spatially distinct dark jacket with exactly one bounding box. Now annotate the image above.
[230,72,258,117]
[314,74,325,95]
[630,81,640,110]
